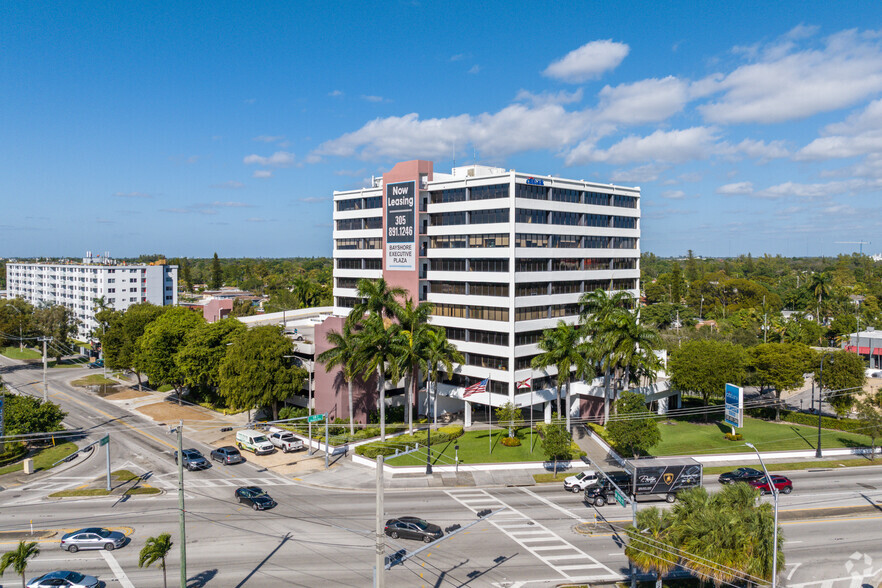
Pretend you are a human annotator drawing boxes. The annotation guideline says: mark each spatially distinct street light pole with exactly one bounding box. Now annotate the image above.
[745,442,778,588]
[817,351,832,458]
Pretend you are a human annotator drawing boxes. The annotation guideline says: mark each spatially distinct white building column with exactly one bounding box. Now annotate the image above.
[464,401,472,427]
[544,401,551,424]
[657,396,668,415]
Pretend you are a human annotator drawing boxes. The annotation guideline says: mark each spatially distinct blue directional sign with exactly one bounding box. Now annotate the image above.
[724,383,743,428]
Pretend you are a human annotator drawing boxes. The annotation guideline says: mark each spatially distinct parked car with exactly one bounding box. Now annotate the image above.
[26,570,100,588]
[60,528,126,552]
[563,470,599,493]
[235,429,275,455]
[210,446,244,465]
[384,517,443,543]
[87,359,104,369]
[718,467,766,485]
[175,448,210,471]
[268,429,305,453]
[748,474,793,495]
[235,486,276,510]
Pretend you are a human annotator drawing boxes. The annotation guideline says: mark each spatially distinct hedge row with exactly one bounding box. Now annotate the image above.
[748,407,870,435]
[355,425,464,459]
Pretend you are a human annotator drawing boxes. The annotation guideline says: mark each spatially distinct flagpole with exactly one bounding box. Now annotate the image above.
[529,377,534,453]
[488,375,493,454]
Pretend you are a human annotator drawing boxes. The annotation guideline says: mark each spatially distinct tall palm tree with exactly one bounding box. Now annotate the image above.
[0,540,39,588]
[625,507,677,588]
[317,321,359,436]
[808,272,833,324]
[531,320,592,432]
[423,327,464,425]
[138,533,173,588]
[349,278,405,325]
[390,298,435,433]
[580,289,635,423]
[600,310,662,392]
[352,314,401,441]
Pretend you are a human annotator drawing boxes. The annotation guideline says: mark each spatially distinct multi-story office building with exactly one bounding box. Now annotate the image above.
[327,159,640,421]
[5,253,178,340]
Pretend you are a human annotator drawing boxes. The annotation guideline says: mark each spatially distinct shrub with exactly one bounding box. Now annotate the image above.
[279,406,308,421]
[570,441,586,459]
[501,436,521,447]
[355,444,399,459]
[724,432,743,441]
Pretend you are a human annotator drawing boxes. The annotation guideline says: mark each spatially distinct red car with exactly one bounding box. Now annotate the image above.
[748,474,792,495]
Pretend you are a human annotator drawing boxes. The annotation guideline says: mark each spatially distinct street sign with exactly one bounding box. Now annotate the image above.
[99,434,109,446]
[724,383,744,428]
[614,489,626,507]
[307,414,325,423]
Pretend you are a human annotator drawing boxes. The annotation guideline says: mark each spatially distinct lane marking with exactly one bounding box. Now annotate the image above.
[519,488,586,521]
[101,548,136,588]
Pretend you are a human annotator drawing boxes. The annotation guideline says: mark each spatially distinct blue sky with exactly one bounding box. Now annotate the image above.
[3,1,882,259]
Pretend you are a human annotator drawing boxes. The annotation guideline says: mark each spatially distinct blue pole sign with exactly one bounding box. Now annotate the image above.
[724,383,743,428]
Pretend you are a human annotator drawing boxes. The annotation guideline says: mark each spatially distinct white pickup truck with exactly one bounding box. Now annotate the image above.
[563,470,599,493]
[267,428,305,453]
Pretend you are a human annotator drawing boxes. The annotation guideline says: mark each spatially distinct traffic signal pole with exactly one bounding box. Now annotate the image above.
[177,420,188,587]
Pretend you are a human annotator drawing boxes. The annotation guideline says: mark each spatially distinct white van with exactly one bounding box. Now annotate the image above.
[235,429,275,455]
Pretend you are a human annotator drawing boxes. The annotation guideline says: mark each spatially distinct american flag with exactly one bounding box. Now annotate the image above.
[463,378,489,397]
[516,377,532,389]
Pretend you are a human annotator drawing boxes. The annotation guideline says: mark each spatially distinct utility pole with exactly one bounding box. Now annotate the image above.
[177,420,188,587]
[375,455,385,588]
[39,337,51,402]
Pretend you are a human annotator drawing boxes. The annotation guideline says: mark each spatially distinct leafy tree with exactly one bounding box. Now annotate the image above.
[0,299,34,351]
[317,321,360,434]
[423,327,463,425]
[1,394,66,437]
[669,340,746,416]
[540,423,572,475]
[749,343,814,420]
[817,350,867,417]
[100,303,167,390]
[230,298,256,317]
[138,533,173,588]
[495,401,524,439]
[175,318,246,398]
[390,298,434,433]
[670,262,683,303]
[606,391,661,458]
[210,252,223,289]
[218,325,306,420]
[180,257,192,292]
[137,307,205,404]
[0,540,39,588]
[856,398,882,460]
[625,507,676,588]
[33,305,79,361]
[531,320,592,432]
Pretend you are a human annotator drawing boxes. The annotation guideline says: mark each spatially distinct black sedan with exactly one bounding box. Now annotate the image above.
[235,486,276,510]
[175,448,210,471]
[718,467,766,485]
[384,517,443,543]
[210,446,244,465]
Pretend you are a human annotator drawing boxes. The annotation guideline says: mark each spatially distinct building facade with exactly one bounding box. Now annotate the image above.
[330,160,640,420]
[5,253,178,340]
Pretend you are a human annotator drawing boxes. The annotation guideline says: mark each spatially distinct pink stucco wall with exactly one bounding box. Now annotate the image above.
[382,159,432,301]
[313,315,378,424]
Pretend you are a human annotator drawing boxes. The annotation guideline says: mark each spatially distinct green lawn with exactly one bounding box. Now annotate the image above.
[649,416,873,457]
[0,442,79,475]
[71,374,116,387]
[1,346,42,360]
[386,428,550,466]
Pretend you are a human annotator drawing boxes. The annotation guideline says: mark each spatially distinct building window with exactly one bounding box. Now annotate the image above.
[613,258,637,270]
[336,218,362,231]
[551,259,581,271]
[586,214,610,228]
[469,184,508,201]
[551,188,581,203]
[430,235,468,249]
[470,282,509,297]
[515,306,548,321]
[469,329,509,346]
[515,330,544,346]
[337,258,362,270]
[430,188,466,204]
[584,236,608,249]
[611,237,638,249]
[337,297,360,308]
[516,183,547,200]
[431,282,466,295]
[365,259,382,270]
[515,259,548,272]
[551,235,581,248]
[364,196,382,209]
[551,211,581,226]
[432,303,467,318]
[364,237,383,250]
[430,211,467,226]
[515,233,549,248]
[432,258,467,272]
[584,258,612,271]
[336,277,359,289]
[550,304,581,318]
[364,216,382,229]
[613,194,638,209]
[468,234,509,248]
[585,192,611,206]
[469,259,509,272]
[336,199,362,212]
[445,327,466,341]
[469,306,509,321]
[469,208,509,224]
[516,282,546,297]
[335,239,360,250]
[515,208,547,224]
[466,353,509,370]
[613,216,637,229]
[613,278,638,290]
[551,281,581,295]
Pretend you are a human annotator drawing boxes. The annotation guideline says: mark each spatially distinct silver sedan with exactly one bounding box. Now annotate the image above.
[60,527,126,552]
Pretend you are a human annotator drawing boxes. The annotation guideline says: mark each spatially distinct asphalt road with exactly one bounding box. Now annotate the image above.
[1,357,881,587]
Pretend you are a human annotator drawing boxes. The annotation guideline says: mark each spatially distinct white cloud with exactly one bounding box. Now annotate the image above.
[754,178,882,199]
[542,40,630,83]
[515,88,583,107]
[468,65,481,74]
[718,138,790,161]
[210,181,244,189]
[113,192,151,198]
[328,90,343,97]
[565,127,717,166]
[699,29,882,124]
[253,135,285,143]
[253,170,273,178]
[610,163,669,183]
[243,151,296,167]
[595,77,689,124]
[796,99,882,160]
[716,181,754,195]
[362,95,385,103]
[661,190,686,199]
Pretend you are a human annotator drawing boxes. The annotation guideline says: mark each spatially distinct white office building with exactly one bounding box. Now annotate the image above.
[329,160,640,421]
[5,253,178,340]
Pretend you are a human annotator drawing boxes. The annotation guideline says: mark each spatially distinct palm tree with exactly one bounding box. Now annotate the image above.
[423,328,464,425]
[0,540,39,588]
[352,314,401,441]
[625,507,677,588]
[349,278,404,325]
[580,289,634,423]
[138,533,173,588]
[317,321,360,436]
[808,272,833,324]
[600,310,662,392]
[390,298,435,433]
[531,320,592,432]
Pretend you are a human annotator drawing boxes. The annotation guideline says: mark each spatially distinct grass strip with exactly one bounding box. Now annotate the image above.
[0,442,78,475]
[70,375,117,387]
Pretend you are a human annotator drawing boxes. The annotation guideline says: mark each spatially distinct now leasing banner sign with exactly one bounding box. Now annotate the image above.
[385,181,416,271]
